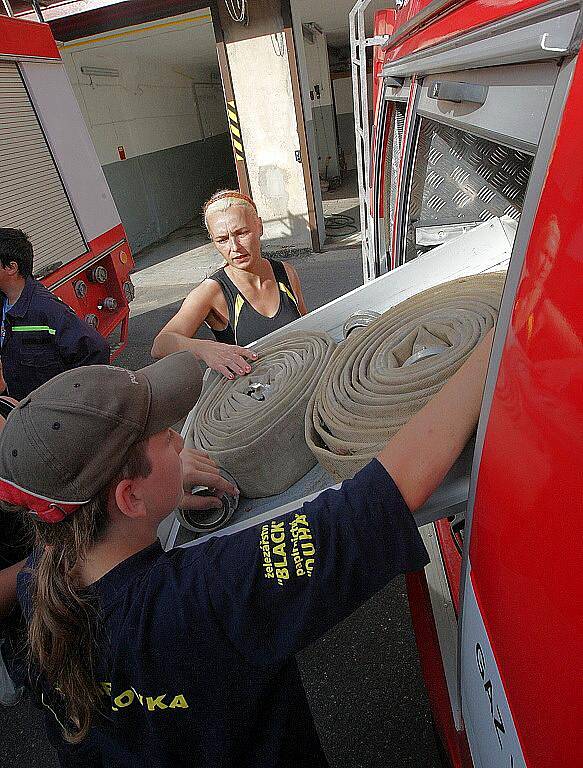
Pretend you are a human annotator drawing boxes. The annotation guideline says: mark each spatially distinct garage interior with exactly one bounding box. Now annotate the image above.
[13,0,386,255]
[292,0,381,248]
[58,9,237,255]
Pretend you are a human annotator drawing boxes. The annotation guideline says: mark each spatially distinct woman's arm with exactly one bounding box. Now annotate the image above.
[283,263,309,316]
[151,281,257,378]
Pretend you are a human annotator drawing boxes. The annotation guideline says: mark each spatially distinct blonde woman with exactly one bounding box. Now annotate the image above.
[152,190,308,379]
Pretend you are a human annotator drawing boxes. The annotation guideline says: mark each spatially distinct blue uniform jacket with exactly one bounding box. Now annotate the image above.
[1,276,110,400]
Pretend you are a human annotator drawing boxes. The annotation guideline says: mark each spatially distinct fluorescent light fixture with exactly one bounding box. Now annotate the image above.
[80,66,120,77]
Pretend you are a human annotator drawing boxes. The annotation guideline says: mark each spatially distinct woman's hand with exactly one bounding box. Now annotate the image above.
[179,448,238,510]
[195,339,258,379]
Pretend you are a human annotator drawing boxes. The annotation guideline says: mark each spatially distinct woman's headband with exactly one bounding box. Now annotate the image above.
[203,191,258,226]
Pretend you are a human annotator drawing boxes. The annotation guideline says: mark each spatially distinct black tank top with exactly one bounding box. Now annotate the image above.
[207,258,301,346]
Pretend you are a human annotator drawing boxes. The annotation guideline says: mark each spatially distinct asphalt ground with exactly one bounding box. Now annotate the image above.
[0,241,443,768]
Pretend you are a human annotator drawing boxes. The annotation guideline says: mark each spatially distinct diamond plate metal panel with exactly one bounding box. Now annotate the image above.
[404,119,533,262]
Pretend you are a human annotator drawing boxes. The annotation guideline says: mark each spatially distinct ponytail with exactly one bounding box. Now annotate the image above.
[29,496,108,742]
[25,439,152,743]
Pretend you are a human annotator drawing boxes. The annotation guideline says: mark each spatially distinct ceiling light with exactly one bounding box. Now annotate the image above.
[80,66,120,77]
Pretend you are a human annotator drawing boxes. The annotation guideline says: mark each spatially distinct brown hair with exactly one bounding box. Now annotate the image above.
[25,439,152,743]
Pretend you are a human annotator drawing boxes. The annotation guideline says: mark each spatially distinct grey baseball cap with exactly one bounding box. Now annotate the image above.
[0,352,203,523]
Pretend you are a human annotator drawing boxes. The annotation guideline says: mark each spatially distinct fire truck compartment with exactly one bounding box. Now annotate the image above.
[382,60,560,269]
[160,218,513,550]
[403,121,530,263]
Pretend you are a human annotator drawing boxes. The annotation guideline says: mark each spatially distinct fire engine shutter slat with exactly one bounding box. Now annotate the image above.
[0,126,57,140]
[0,123,53,136]
[0,145,56,161]
[7,234,80,266]
[0,194,78,222]
[0,175,75,199]
[0,144,58,160]
[18,228,82,253]
[0,113,46,125]
[0,61,86,277]
[1,187,78,213]
[0,221,89,264]
[19,217,83,238]
[0,164,62,185]
[24,220,87,243]
[0,223,86,258]
[19,230,86,262]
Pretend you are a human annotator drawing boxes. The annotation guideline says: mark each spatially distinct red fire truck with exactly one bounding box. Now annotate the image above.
[0,6,134,355]
[349,0,583,765]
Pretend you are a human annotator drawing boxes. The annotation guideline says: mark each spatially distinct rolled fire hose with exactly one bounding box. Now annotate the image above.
[305,273,506,481]
[343,310,381,338]
[176,468,240,533]
[192,330,337,498]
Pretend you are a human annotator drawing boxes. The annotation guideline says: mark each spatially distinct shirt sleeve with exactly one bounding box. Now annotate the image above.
[202,459,429,666]
[54,305,110,367]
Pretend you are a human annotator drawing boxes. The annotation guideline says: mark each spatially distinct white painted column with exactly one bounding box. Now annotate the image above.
[226,34,311,251]
[216,0,318,252]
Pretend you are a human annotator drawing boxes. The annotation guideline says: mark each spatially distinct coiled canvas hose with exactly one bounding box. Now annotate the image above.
[306,273,506,481]
[192,330,337,498]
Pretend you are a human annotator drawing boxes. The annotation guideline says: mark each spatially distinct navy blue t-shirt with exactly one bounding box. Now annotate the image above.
[18,460,429,768]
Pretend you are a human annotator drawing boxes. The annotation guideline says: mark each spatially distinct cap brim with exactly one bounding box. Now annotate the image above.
[139,352,204,436]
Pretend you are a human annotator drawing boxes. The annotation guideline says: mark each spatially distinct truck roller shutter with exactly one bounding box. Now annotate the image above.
[0,61,86,276]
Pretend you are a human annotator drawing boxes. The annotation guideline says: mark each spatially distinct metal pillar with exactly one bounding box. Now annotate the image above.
[349,0,389,282]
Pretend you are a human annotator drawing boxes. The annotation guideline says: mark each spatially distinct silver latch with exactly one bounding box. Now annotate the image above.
[429,81,488,106]
[246,382,273,402]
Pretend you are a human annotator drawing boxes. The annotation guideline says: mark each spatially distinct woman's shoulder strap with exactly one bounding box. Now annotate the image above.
[268,258,292,288]
[208,267,238,300]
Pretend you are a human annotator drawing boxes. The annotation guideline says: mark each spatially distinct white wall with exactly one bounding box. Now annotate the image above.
[333,72,374,114]
[60,47,226,167]
[57,19,236,252]
[227,34,311,250]
[333,73,374,171]
[303,26,334,108]
[302,26,340,179]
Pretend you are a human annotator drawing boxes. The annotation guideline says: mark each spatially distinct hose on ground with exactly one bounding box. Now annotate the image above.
[305,273,506,481]
[325,214,358,237]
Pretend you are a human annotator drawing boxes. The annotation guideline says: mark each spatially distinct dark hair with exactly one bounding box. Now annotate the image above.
[0,228,34,277]
[24,439,152,743]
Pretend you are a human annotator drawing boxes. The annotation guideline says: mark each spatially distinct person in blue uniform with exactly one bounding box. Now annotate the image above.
[0,228,110,400]
[0,327,493,767]
[152,191,308,380]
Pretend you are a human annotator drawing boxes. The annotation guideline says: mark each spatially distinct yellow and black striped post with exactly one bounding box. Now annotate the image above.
[226,100,246,163]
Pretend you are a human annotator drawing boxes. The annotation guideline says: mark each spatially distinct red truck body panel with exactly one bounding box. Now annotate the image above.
[470,50,583,766]
[374,0,583,764]
[0,15,59,59]
[386,0,545,62]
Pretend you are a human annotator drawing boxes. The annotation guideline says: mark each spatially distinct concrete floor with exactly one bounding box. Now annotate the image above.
[0,225,443,768]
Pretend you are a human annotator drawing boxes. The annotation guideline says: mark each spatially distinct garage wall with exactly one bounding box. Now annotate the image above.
[333,73,373,172]
[302,27,340,181]
[61,47,236,253]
